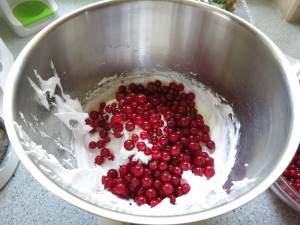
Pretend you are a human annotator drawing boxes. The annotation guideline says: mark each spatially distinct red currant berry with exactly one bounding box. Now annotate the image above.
[145,188,158,201]
[193,167,203,176]
[206,140,216,150]
[160,171,172,183]
[181,183,191,194]
[161,183,174,195]
[89,110,99,120]
[135,195,147,206]
[194,155,205,167]
[107,169,118,179]
[95,155,104,165]
[100,148,111,157]
[135,94,147,105]
[99,129,108,138]
[204,166,215,178]
[124,139,135,151]
[201,125,210,134]
[205,156,214,166]
[89,141,97,149]
[131,164,144,177]
[161,151,171,162]
[141,176,153,189]
[125,121,135,131]
[137,142,147,151]
[131,134,139,142]
[172,166,182,176]
[119,165,130,176]
[102,176,113,188]
[152,150,162,161]
[180,161,192,171]
[149,161,158,170]
[170,145,181,156]
[140,131,149,140]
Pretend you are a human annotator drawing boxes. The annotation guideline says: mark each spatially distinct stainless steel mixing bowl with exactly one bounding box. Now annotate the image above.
[3,0,300,224]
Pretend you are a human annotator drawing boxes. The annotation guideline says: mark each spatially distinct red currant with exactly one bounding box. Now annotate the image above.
[124,140,135,151]
[95,155,104,165]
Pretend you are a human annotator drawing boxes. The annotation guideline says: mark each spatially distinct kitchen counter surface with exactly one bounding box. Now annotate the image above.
[0,0,300,224]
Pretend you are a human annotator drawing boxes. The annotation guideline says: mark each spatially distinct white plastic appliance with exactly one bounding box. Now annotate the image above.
[0,38,19,189]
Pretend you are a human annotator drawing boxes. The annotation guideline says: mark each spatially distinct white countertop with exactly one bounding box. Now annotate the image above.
[0,0,300,224]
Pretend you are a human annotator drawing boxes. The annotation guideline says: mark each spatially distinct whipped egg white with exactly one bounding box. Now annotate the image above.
[16,65,250,216]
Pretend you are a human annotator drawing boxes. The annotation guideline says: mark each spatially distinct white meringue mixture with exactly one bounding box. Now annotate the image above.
[15,64,254,216]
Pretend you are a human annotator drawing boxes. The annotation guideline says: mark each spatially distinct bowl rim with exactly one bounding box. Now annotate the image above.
[3,0,300,224]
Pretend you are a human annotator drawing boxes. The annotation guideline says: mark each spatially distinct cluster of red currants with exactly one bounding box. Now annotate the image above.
[85,80,216,206]
[282,145,300,194]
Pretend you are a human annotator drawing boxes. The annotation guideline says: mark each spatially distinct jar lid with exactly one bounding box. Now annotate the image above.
[12,1,55,26]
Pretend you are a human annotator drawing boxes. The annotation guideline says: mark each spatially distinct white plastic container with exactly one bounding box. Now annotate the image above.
[0,38,14,93]
[0,38,19,189]
[0,0,58,37]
